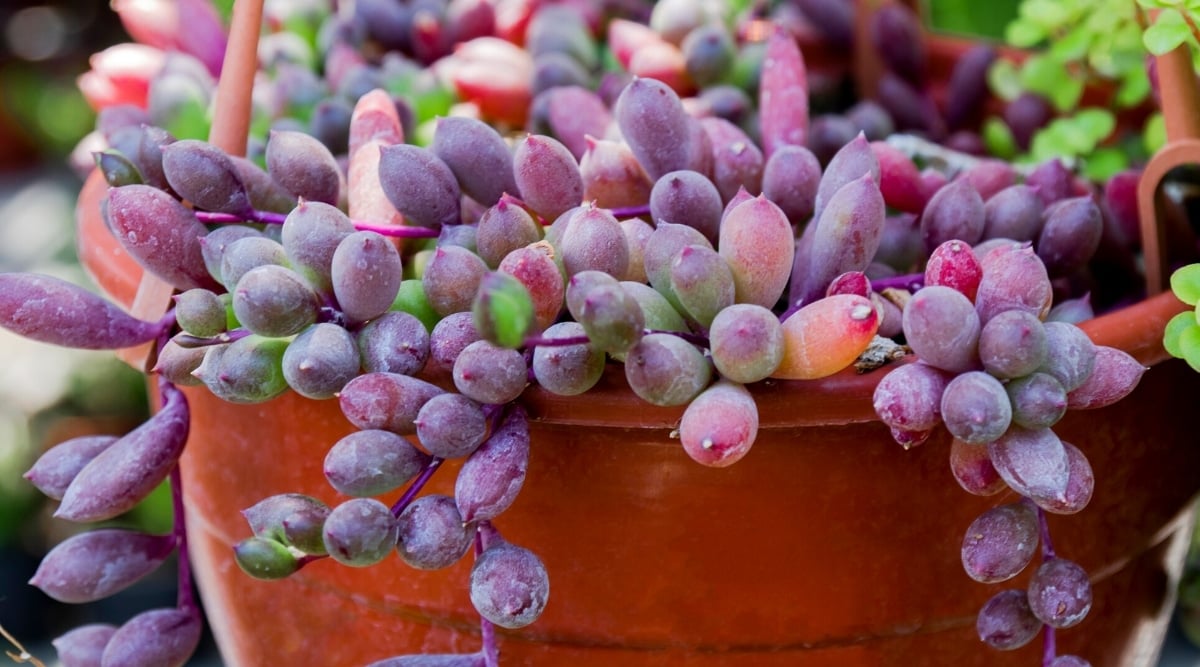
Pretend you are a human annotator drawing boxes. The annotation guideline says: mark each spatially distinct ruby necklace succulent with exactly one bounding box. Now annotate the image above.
[0,1,1164,666]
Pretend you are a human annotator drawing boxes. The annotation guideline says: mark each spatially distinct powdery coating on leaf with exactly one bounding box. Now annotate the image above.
[422,245,490,317]
[976,589,1042,650]
[643,222,711,307]
[498,242,566,332]
[700,116,764,203]
[477,200,541,269]
[613,77,692,181]
[1027,557,1093,628]
[431,116,518,207]
[331,230,404,323]
[960,502,1039,584]
[774,294,880,380]
[99,608,202,667]
[669,245,734,328]
[325,429,430,497]
[349,140,404,228]
[231,265,321,338]
[921,179,985,253]
[322,497,401,567]
[924,240,984,309]
[974,242,1053,324]
[241,493,329,552]
[983,184,1044,243]
[761,145,821,225]
[348,88,404,158]
[579,136,654,210]
[357,311,431,376]
[871,140,927,214]
[339,372,445,435]
[902,285,981,374]
[282,323,362,400]
[1037,441,1095,515]
[719,195,794,308]
[161,140,251,215]
[56,388,190,523]
[624,333,711,407]
[1039,321,1098,392]
[24,434,118,500]
[987,426,1070,503]
[106,185,219,291]
[52,623,117,667]
[469,542,550,629]
[453,340,529,405]
[872,362,951,432]
[649,169,722,245]
[796,175,886,305]
[546,86,613,160]
[29,529,173,603]
[679,380,758,467]
[708,303,784,383]
[812,133,880,224]
[379,144,462,228]
[949,437,1006,496]
[1066,345,1146,409]
[759,29,809,159]
[940,371,1012,445]
[415,393,489,459]
[266,130,343,205]
[455,406,531,523]
[1037,196,1103,277]
[512,134,584,222]
[531,321,605,396]
[396,494,474,570]
[558,205,630,279]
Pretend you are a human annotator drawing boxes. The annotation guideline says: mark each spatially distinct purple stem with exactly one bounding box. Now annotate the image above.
[390,457,444,517]
[1042,625,1057,666]
[605,203,651,218]
[1037,505,1056,559]
[870,272,924,293]
[172,328,253,348]
[522,328,709,349]
[162,379,197,615]
[475,527,500,667]
[195,209,439,239]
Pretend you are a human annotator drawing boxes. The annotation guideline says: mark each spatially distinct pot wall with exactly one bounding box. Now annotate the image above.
[75,172,1200,666]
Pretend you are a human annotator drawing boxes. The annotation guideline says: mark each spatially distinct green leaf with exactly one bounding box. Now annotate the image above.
[1081,146,1129,180]
[1050,25,1093,62]
[473,272,535,349]
[1073,108,1117,142]
[1144,9,1191,54]
[1170,264,1200,305]
[1006,19,1048,47]
[1049,76,1086,112]
[1116,67,1152,107]
[983,116,1018,159]
[1180,323,1200,372]
[1019,54,1066,97]
[1020,0,1072,29]
[1165,311,1195,359]
[987,59,1024,101]
[1144,112,1168,153]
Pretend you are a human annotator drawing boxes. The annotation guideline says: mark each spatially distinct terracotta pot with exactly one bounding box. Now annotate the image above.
[75,169,1200,666]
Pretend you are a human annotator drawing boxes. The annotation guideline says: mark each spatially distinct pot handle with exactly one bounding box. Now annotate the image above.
[119,0,265,371]
[1137,11,1200,295]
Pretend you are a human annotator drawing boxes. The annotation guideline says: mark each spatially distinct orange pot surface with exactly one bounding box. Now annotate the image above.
[78,173,1200,667]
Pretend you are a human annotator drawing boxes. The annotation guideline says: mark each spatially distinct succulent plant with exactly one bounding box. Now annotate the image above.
[3,2,1186,667]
